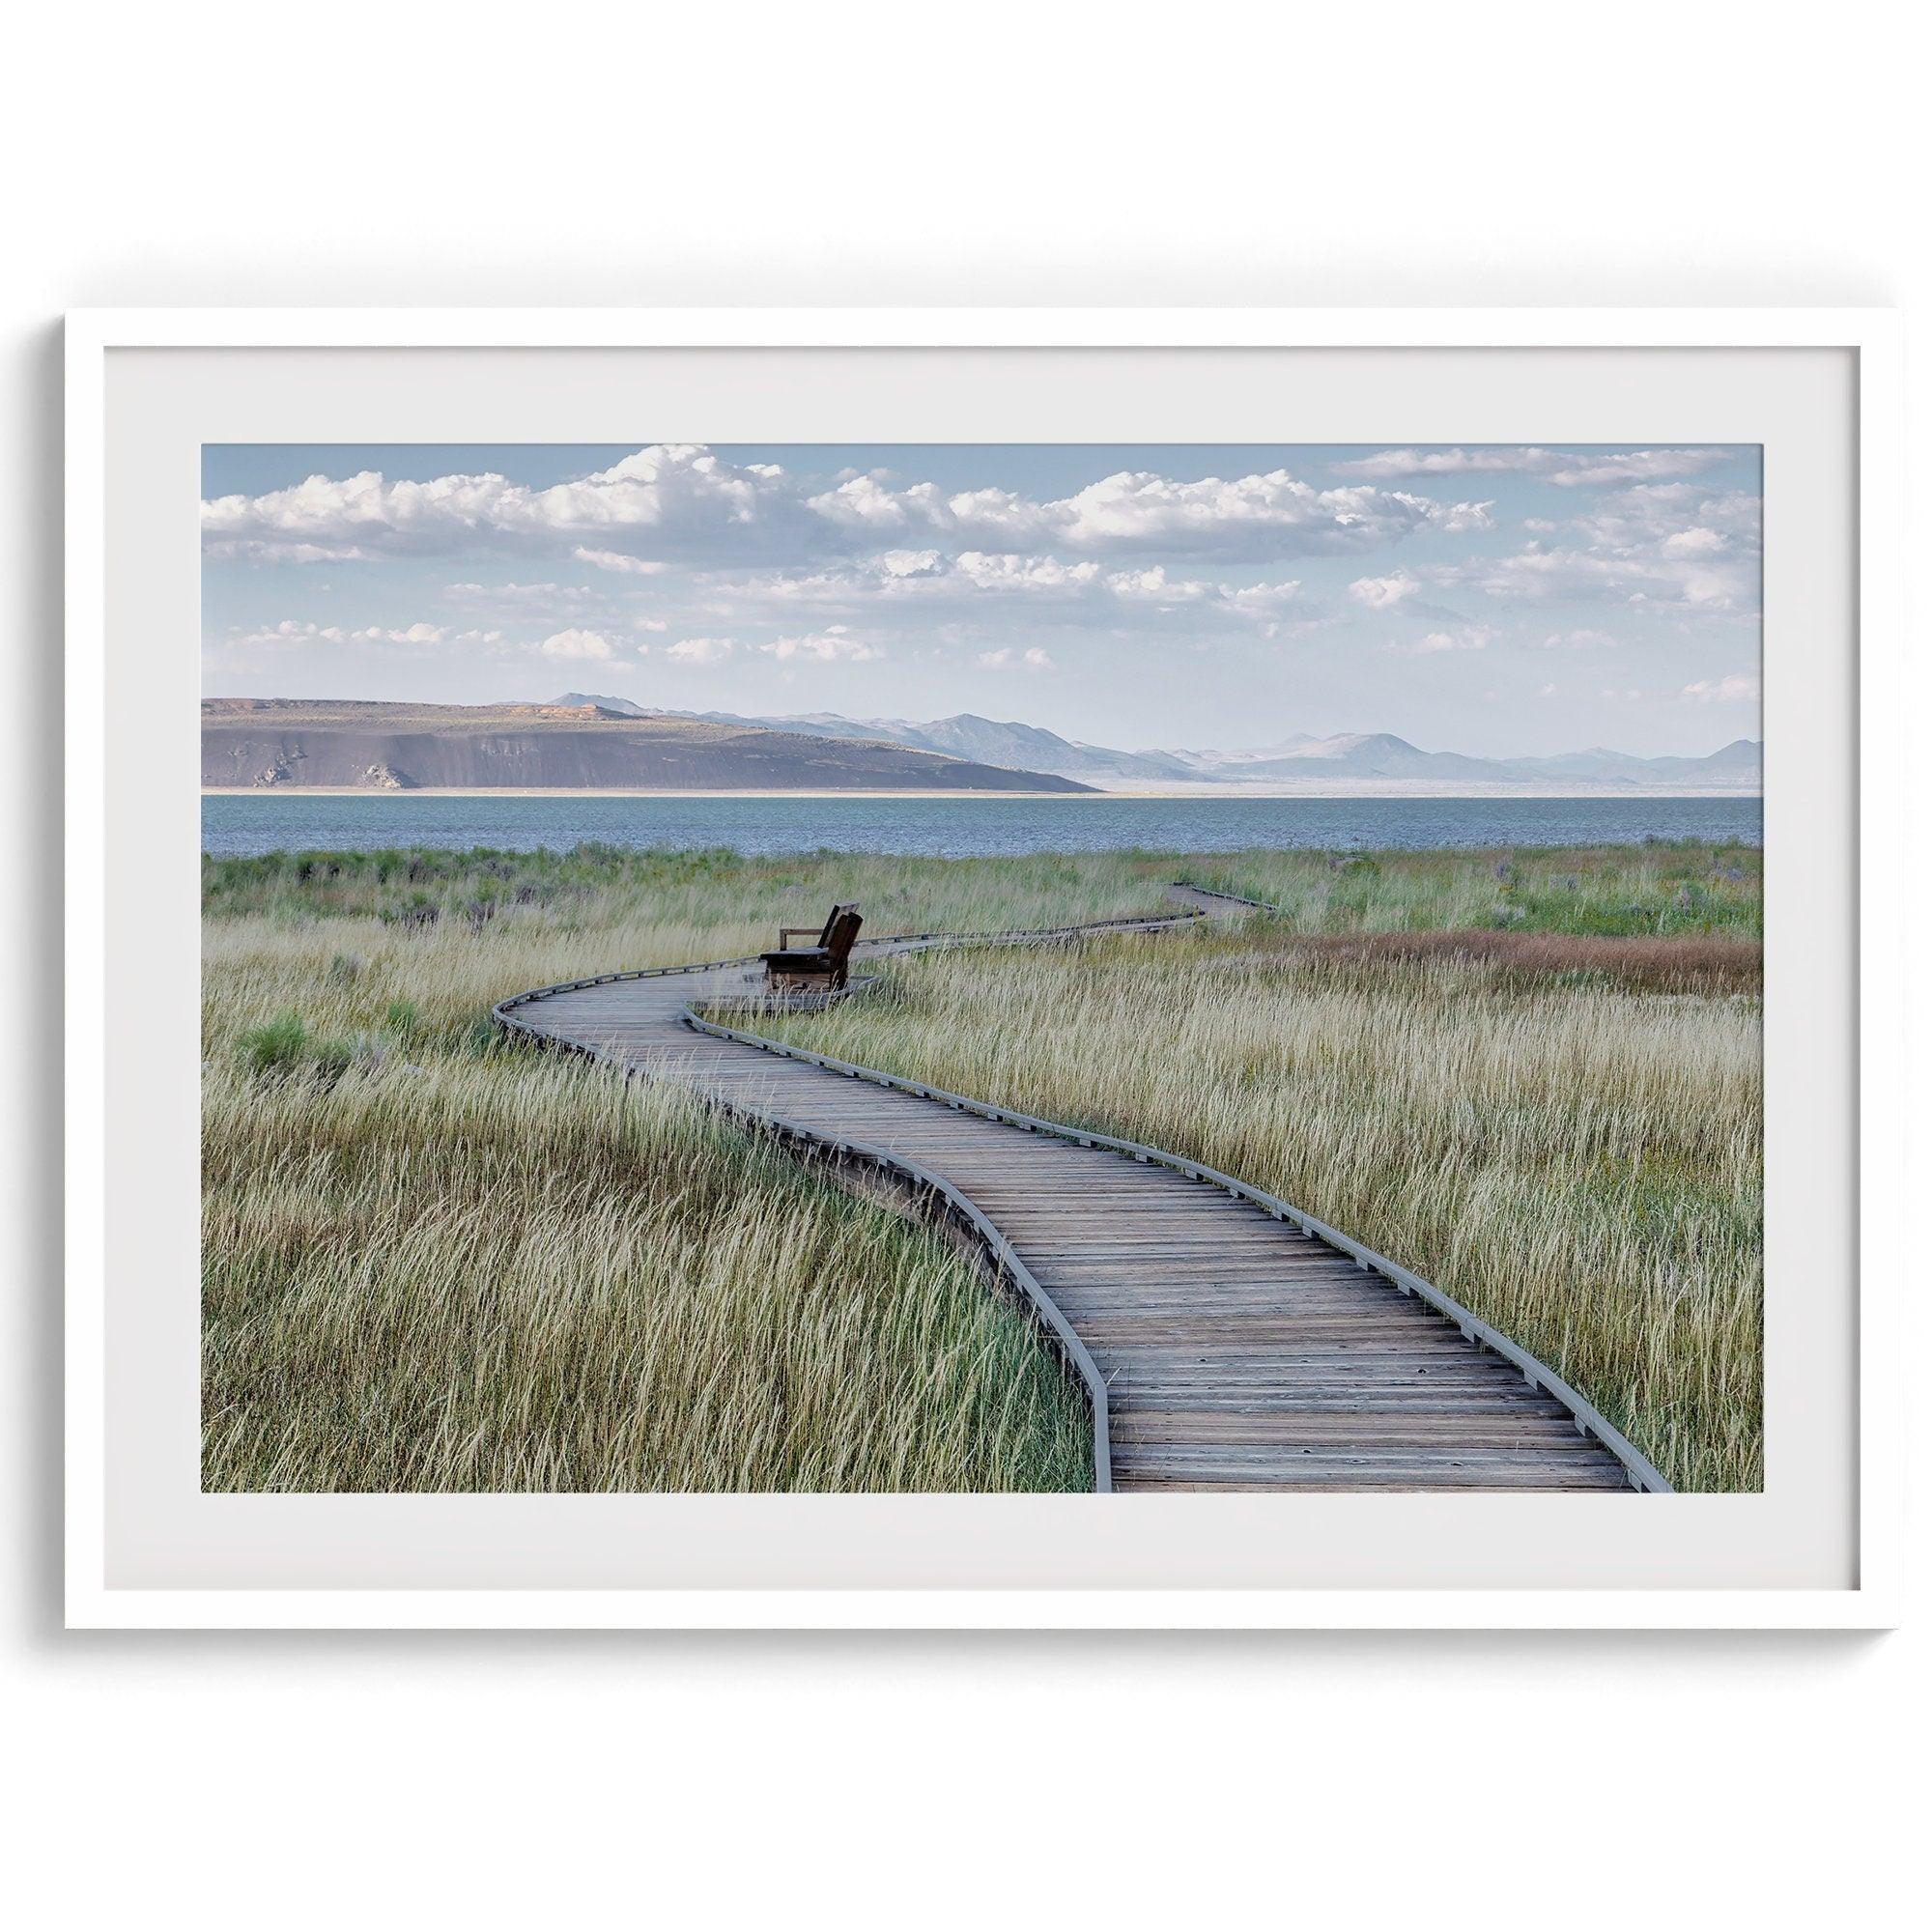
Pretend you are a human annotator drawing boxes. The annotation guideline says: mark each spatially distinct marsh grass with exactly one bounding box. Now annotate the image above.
[1188,840,1762,940]
[200,845,1145,1492]
[202,847,1184,1065]
[1269,927,1762,996]
[758,923,1763,1492]
[203,838,1762,1494]
[203,1046,1094,1492]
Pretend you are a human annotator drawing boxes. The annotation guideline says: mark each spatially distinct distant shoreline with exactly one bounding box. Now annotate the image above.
[203,784,1763,803]
[202,785,1095,801]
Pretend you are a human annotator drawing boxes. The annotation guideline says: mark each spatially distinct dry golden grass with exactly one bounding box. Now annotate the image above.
[758,924,1763,1492]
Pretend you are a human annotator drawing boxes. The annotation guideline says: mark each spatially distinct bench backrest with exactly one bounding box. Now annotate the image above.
[824,906,864,973]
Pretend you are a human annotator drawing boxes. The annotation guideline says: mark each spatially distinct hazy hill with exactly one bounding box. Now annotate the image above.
[669,707,1204,783]
[1497,739,1762,784]
[201,699,1094,792]
[1155,735,1320,771]
[1210,731,1761,786]
[868,713,1193,783]
[548,691,649,717]
[634,704,1760,791]
[1227,732,1508,781]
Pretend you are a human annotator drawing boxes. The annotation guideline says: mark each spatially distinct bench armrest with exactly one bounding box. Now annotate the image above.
[779,927,820,945]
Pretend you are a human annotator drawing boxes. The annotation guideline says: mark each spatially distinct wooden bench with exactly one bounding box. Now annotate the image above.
[762,903,864,990]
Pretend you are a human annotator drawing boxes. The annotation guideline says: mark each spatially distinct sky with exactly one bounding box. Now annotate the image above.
[201,442,1762,757]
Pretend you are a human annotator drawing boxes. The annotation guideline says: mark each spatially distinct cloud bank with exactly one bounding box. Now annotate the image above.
[204,443,1495,569]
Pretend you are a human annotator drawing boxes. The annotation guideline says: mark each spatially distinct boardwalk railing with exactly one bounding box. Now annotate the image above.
[496,896,1672,1496]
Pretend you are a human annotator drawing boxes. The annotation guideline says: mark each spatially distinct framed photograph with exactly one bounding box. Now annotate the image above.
[66,308,1902,1629]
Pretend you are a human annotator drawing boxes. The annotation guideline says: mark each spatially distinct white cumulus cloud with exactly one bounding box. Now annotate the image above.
[1349,570,1422,609]
[1436,522,1757,614]
[759,625,882,663]
[216,618,503,651]
[204,444,1496,568]
[1681,672,1760,702]
[535,628,618,661]
[203,444,810,568]
[711,552,1312,639]
[811,466,1488,560]
[573,547,669,575]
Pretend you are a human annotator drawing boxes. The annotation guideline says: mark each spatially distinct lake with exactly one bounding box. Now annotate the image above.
[201,792,1763,860]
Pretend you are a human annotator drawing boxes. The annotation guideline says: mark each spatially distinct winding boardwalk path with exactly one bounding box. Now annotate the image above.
[497,891,1667,1494]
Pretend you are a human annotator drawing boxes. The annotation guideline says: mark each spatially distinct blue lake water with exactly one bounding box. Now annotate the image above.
[202,792,1762,860]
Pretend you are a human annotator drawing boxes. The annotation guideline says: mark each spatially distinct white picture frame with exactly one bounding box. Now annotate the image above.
[66,307,1904,1630]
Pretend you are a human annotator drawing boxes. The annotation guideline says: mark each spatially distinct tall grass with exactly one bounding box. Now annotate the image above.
[756,923,1763,1492]
[202,846,1177,1062]
[204,839,1762,1493]
[201,850,1123,1492]
[203,1046,1092,1492]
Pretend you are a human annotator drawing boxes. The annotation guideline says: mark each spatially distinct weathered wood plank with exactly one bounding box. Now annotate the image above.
[1113,1411,1599,1447]
[1108,1447,1634,1491]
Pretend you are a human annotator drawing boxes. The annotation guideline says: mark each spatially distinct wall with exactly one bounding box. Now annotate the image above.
[6,4,1922,1925]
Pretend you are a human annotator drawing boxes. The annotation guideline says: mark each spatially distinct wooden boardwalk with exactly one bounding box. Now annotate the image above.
[497,892,1667,1494]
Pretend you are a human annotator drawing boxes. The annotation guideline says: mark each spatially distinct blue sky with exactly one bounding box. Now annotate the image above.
[201,442,1762,756]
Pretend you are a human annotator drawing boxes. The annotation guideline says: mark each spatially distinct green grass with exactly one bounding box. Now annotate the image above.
[201,837,1761,942]
[1183,839,1762,939]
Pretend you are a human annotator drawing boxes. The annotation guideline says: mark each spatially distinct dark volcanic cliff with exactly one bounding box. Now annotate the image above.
[200,699,1095,793]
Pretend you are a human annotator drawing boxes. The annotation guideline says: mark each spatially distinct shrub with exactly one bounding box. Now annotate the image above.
[380,895,440,929]
[238,1011,309,1074]
[237,1010,355,1084]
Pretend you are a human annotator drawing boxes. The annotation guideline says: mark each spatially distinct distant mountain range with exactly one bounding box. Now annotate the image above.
[551,695,1761,792]
[555,696,1198,781]
[1159,732,1762,788]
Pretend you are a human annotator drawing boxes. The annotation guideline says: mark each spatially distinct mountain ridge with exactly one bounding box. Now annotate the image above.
[557,697,1762,791]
